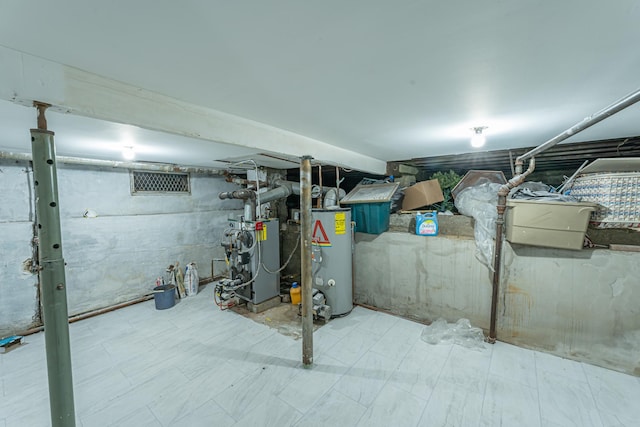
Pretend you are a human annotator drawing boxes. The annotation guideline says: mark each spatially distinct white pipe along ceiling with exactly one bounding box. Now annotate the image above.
[1,1,640,172]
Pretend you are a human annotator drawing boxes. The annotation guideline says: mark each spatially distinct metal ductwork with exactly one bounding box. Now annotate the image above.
[219,189,257,220]
[219,178,337,219]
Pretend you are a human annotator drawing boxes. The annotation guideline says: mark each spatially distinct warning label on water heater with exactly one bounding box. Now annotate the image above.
[255,222,267,241]
[312,220,331,246]
[335,212,346,235]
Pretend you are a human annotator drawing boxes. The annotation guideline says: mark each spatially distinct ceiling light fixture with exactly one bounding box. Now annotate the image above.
[470,126,487,148]
[122,146,135,160]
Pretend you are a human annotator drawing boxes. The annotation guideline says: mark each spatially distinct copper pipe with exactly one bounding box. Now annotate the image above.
[19,277,218,337]
[68,295,154,323]
[19,294,154,336]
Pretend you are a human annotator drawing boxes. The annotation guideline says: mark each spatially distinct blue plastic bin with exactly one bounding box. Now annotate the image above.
[351,202,391,234]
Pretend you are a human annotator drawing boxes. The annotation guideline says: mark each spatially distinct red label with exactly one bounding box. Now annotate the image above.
[312,220,331,246]
[255,222,264,231]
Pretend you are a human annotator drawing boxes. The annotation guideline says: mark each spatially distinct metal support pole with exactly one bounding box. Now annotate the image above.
[300,156,314,367]
[488,201,506,344]
[31,102,76,426]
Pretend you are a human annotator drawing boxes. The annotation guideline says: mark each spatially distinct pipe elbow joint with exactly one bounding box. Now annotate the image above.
[497,183,513,197]
[219,189,256,200]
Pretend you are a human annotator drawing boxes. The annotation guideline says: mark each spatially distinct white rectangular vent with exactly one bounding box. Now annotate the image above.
[131,171,190,194]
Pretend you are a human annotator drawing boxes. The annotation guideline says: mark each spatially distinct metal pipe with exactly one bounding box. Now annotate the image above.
[69,296,152,323]
[259,185,294,204]
[317,164,323,208]
[488,158,536,343]
[20,294,157,337]
[30,102,76,426]
[351,222,356,303]
[219,189,257,220]
[490,89,640,340]
[225,179,329,206]
[300,156,314,367]
[0,151,225,175]
[224,175,267,188]
[557,160,589,194]
[220,180,325,219]
[218,189,255,200]
[272,179,327,197]
[335,166,341,208]
[514,87,640,172]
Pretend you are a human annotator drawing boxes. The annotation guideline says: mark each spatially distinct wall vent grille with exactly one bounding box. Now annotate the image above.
[131,171,190,194]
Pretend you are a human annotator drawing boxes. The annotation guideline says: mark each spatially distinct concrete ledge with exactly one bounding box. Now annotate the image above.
[247,296,282,313]
[389,213,475,238]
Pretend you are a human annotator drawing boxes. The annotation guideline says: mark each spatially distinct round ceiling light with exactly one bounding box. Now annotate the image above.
[471,127,487,148]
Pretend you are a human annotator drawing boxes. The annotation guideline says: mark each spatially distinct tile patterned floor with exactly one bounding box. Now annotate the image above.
[1,285,639,426]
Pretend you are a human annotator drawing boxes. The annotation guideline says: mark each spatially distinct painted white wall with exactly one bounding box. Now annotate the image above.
[0,159,242,335]
[354,232,640,376]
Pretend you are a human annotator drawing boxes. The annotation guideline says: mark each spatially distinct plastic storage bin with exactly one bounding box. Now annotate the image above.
[351,202,391,234]
[153,285,176,310]
[505,199,597,250]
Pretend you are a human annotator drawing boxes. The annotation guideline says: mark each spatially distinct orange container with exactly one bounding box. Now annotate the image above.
[290,282,301,305]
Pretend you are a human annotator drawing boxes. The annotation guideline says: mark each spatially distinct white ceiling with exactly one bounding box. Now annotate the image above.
[0,99,301,169]
[1,1,640,172]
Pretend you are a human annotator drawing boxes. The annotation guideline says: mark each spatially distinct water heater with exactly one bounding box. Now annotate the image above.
[311,208,353,316]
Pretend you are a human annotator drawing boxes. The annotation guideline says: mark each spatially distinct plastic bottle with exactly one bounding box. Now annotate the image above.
[290,282,301,305]
[416,211,439,236]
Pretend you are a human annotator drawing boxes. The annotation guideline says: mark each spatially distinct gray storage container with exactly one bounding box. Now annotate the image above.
[505,199,597,250]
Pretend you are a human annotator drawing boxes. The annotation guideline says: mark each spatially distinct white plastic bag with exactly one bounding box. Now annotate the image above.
[454,183,501,271]
[184,262,199,297]
[421,318,486,349]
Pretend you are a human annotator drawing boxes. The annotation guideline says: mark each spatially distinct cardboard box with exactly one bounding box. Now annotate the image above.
[402,179,444,210]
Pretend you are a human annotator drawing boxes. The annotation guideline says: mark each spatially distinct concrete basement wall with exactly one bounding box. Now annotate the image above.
[0,162,39,335]
[354,218,640,376]
[0,159,241,336]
